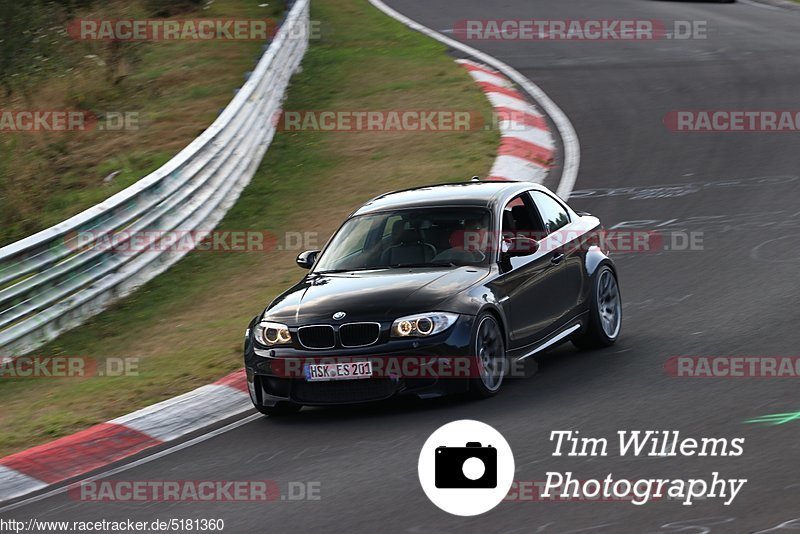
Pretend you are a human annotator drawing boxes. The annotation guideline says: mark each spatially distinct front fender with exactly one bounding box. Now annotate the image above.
[244,316,259,357]
[474,303,510,347]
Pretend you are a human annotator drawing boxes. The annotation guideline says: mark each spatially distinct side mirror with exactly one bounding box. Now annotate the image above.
[296,249,320,269]
[500,237,539,260]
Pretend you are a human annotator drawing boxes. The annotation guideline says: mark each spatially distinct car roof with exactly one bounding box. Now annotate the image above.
[352,181,550,216]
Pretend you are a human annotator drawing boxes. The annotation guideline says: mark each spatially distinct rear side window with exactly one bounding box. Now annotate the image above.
[502,194,545,237]
[530,191,570,233]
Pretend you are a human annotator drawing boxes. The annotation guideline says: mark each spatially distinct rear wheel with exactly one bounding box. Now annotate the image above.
[572,265,622,350]
[254,402,302,416]
[469,314,506,398]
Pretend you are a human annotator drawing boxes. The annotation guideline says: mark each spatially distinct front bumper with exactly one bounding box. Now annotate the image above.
[243,315,476,406]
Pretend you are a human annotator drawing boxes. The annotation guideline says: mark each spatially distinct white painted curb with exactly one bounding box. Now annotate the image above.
[368,0,580,199]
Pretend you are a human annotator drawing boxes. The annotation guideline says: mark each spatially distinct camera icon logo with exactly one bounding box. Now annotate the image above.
[435,442,497,488]
[418,420,515,516]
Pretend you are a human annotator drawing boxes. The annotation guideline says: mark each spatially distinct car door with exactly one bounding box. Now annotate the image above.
[491,194,566,349]
[529,190,585,324]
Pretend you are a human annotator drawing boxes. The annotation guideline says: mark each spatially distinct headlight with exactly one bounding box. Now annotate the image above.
[254,321,292,346]
[391,312,459,338]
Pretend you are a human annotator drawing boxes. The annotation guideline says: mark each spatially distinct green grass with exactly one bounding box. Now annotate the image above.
[0,0,283,246]
[0,0,499,456]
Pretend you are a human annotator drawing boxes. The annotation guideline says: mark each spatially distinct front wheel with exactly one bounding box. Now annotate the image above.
[469,314,507,398]
[572,265,622,350]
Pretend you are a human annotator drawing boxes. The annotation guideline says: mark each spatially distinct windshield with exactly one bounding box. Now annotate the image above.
[313,207,492,273]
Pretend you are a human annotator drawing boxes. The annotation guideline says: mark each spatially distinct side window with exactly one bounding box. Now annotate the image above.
[501,194,545,238]
[530,191,570,233]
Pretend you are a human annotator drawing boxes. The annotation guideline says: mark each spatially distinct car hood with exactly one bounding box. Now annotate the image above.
[264,267,489,324]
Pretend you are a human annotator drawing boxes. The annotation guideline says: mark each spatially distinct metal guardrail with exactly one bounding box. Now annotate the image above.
[0,0,310,356]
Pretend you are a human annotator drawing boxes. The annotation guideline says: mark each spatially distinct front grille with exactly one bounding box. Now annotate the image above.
[297,325,335,349]
[339,322,380,347]
[292,378,396,404]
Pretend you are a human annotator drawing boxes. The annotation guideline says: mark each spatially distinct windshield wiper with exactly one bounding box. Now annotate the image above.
[314,262,458,274]
[388,262,457,269]
[312,267,382,275]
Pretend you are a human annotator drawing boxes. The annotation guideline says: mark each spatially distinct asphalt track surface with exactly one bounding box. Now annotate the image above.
[3,1,800,532]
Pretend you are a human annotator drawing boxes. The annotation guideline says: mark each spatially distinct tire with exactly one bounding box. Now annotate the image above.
[469,313,507,398]
[254,402,302,416]
[572,265,622,350]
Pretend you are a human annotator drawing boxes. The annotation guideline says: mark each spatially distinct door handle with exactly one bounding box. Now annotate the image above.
[550,253,565,265]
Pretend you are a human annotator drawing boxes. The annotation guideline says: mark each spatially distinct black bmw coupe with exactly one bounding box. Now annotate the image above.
[244,181,621,414]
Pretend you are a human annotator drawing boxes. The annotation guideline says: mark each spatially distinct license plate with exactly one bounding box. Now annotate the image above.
[304,361,373,381]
